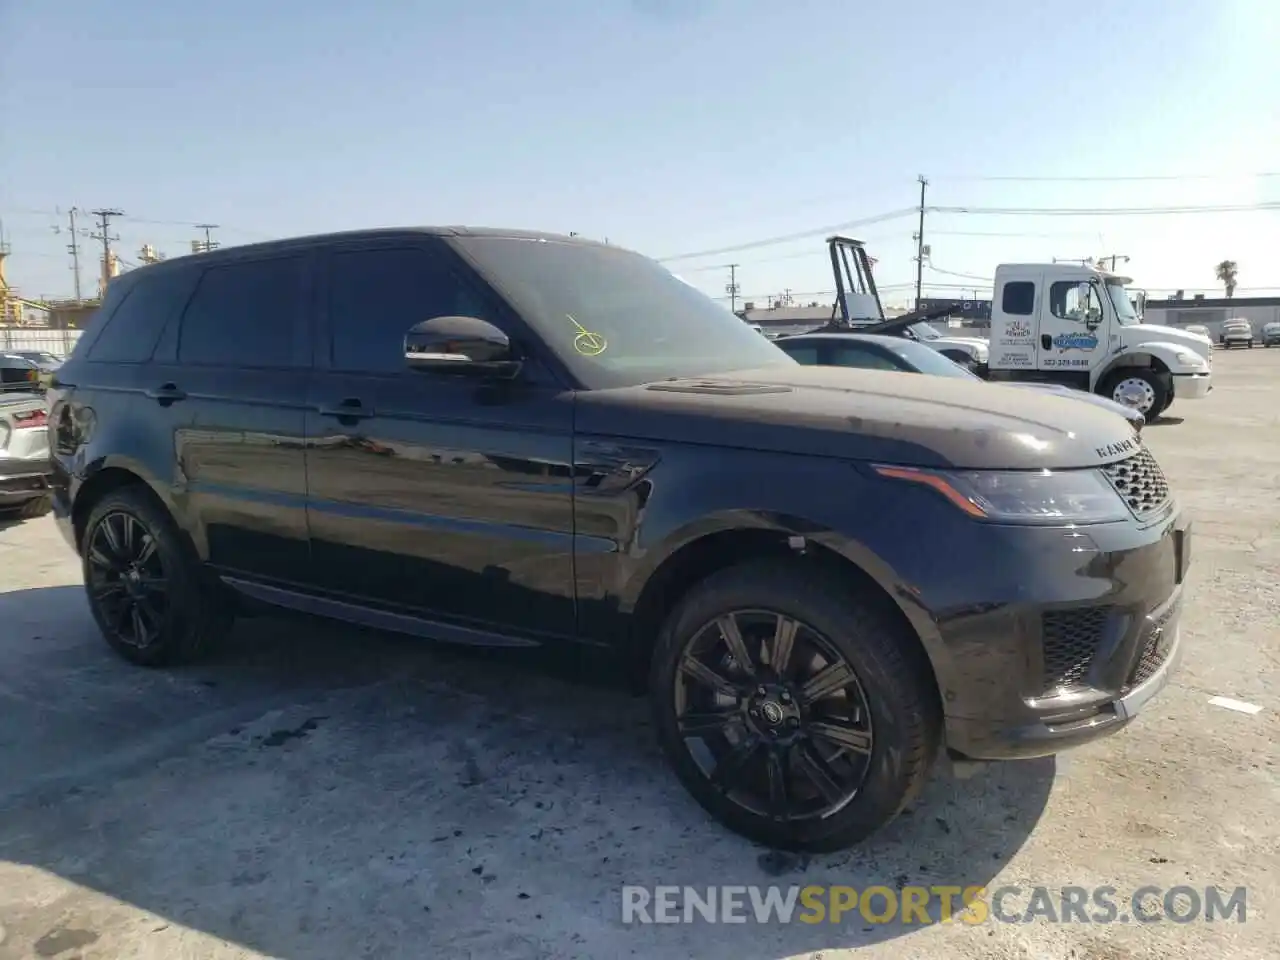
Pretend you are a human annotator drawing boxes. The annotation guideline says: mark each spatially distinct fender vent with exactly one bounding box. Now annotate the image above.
[646,381,792,396]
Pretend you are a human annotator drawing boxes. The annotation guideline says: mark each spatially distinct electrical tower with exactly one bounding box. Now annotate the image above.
[725,264,740,313]
[89,209,124,297]
[913,175,928,308]
[193,223,220,254]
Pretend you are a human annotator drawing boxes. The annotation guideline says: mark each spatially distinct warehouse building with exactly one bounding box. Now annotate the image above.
[1143,295,1280,339]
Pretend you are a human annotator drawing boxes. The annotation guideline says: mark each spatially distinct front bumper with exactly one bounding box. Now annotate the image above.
[845,472,1192,763]
[1172,372,1212,400]
[0,456,53,503]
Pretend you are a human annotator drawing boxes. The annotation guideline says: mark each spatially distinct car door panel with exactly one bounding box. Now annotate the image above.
[304,241,577,640]
[161,252,314,585]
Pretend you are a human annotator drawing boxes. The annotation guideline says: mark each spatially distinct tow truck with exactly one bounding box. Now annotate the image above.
[818,236,1213,418]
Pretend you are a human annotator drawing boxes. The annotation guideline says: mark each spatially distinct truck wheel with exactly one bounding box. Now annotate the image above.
[81,485,233,666]
[650,558,941,852]
[1101,369,1167,418]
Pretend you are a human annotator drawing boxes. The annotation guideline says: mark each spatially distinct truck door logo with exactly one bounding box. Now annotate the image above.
[1052,332,1099,352]
[1000,319,1032,345]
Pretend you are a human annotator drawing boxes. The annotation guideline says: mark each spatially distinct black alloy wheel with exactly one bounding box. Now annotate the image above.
[85,510,169,650]
[81,485,232,665]
[674,609,875,824]
[651,559,941,852]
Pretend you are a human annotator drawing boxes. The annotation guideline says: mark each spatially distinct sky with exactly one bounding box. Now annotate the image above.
[2,0,1278,309]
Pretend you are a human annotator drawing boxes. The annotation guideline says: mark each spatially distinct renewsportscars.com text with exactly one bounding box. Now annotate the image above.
[621,885,1247,925]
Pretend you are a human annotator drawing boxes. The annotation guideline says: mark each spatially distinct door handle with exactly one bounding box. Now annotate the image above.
[317,398,373,420]
[1040,334,1052,350]
[145,383,186,404]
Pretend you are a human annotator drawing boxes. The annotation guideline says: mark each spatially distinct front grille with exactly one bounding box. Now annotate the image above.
[1127,600,1179,689]
[1101,448,1171,518]
[1041,607,1111,691]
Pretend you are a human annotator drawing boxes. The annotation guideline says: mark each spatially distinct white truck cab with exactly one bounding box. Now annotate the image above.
[987,263,1212,417]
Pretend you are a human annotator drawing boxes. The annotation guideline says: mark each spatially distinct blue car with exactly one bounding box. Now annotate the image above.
[776,332,1146,431]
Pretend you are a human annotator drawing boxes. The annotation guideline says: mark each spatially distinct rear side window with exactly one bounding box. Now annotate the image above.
[178,256,308,368]
[777,342,820,365]
[829,344,902,371]
[1001,281,1035,316]
[85,268,201,363]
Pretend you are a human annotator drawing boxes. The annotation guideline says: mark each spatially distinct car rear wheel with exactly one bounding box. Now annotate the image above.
[650,559,941,851]
[82,486,233,666]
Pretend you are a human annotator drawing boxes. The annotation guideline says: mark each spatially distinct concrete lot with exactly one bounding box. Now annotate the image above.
[1,350,1277,960]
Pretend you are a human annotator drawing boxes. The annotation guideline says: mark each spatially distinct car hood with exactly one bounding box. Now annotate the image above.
[575,365,1144,470]
[930,335,990,351]
[1129,323,1213,355]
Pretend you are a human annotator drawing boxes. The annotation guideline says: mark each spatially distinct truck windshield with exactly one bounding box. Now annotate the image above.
[455,236,794,389]
[1105,282,1141,327]
[909,322,944,340]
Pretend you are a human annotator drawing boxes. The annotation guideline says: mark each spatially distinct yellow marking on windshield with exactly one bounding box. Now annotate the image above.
[566,314,608,357]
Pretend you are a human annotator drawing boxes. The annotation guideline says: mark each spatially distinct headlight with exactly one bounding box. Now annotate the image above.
[1173,351,1206,367]
[873,465,1129,524]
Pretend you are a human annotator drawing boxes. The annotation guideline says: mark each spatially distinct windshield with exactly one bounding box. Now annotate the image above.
[455,237,793,389]
[908,322,944,340]
[1105,282,1141,326]
[888,340,981,379]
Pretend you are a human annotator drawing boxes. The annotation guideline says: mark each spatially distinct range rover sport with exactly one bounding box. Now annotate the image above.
[47,227,1190,851]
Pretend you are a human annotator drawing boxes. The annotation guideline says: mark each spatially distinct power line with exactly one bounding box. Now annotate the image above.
[931,201,1280,216]
[656,208,918,262]
[933,172,1280,183]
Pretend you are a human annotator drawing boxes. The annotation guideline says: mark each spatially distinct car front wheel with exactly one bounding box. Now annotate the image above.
[650,559,941,851]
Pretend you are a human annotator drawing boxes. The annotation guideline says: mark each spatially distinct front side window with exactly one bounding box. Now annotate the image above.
[327,247,494,375]
[453,236,792,389]
[1049,281,1104,325]
[178,257,307,368]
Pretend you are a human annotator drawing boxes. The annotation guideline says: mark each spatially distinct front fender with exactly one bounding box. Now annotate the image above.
[575,446,951,672]
[1104,341,1206,376]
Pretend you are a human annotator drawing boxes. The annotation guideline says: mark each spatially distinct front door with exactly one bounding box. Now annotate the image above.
[303,240,577,642]
[1038,280,1106,382]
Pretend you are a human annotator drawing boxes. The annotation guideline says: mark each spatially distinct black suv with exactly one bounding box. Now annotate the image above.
[47,228,1190,851]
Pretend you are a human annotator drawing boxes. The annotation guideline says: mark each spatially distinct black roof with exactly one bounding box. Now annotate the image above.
[115,227,611,280]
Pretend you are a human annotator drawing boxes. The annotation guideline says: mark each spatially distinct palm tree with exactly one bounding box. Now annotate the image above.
[1215,260,1238,298]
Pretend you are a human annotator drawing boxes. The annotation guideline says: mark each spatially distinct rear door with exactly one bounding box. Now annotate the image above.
[303,238,577,641]
[148,252,315,586]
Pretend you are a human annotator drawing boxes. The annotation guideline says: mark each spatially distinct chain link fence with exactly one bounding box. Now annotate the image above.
[0,328,84,358]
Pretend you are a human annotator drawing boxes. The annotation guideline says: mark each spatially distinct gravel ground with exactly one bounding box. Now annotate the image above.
[0,349,1276,960]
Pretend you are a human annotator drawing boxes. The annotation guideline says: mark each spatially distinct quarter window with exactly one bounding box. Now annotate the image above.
[829,345,902,371]
[86,268,201,363]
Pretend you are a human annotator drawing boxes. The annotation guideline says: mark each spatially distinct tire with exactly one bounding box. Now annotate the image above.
[1100,368,1168,419]
[650,558,941,852]
[81,485,233,666]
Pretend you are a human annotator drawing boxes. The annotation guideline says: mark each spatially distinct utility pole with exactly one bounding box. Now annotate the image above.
[913,176,929,309]
[89,209,124,298]
[725,263,740,313]
[194,223,219,253]
[65,208,84,301]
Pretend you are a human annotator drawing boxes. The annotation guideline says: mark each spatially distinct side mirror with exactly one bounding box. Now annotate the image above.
[404,316,522,379]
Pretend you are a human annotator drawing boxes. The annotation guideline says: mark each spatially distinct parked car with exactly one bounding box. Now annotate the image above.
[776,332,1147,430]
[1184,324,1210,340]
[0,391,53,519]
[1220,318,1254,348]
[48,228,1190,851]
[11,350,63,371]
[0,354,43,393]
[1262,322,1280,347]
